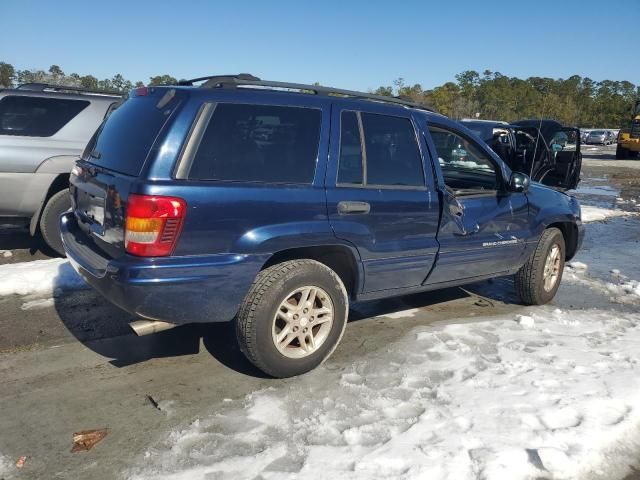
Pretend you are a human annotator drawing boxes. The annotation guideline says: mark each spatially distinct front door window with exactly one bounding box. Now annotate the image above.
[428,126,499,193]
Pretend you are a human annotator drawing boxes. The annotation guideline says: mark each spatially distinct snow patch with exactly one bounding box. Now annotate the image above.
[565,266,640,304]
[130,307,640,480]
[516,314,535,327]
[0,250,12,258]
[581,205,637,223]
[567,261,588,271]
[380,308,419,319]
[0,454,12,478]
[0,259,86,296]
[20,298,55,311]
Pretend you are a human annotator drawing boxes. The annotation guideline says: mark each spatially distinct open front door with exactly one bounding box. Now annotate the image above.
[543,127,581,190]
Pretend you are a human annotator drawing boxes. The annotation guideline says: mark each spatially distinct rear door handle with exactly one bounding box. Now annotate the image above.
[337,201,371,215]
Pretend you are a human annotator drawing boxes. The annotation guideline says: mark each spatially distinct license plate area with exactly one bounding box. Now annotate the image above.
[75,188,106,236]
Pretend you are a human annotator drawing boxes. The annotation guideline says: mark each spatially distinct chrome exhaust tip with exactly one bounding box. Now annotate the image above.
[129,320,176,336]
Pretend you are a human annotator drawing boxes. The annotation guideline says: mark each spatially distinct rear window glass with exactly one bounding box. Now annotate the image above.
[86,96,173,176]
[188,103,321,183]
[0,95,89,137]
[361,113,424,187]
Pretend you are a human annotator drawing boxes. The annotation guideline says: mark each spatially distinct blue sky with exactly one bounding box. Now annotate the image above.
[1,0,638,90]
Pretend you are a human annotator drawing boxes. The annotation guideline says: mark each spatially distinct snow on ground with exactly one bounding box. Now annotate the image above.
[0,454,12,478]
[131,305,640,480]
[0,258,85,297]
[581,205,638,223]
[566,263,640,304]
[20,298,56,311]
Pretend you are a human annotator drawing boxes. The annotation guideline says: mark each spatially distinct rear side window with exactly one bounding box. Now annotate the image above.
[0,95,89,137]
[188,103,321,183]
[86,96,175,176]
[361,113,424,187]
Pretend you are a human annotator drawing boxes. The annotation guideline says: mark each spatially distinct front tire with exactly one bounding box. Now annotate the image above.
[236,259,348,378]
[39,189,71,256]
[514,228,565,305]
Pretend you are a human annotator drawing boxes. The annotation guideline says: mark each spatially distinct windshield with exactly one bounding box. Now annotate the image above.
[590,130,605,135]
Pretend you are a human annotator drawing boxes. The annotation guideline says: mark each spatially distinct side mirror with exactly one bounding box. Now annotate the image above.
[509,172,530,193]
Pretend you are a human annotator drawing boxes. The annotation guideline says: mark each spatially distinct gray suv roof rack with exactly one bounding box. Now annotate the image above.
[16,83,121,96]
[177,74,437,113]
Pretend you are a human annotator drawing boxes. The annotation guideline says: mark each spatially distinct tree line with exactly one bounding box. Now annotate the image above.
[1,62,636,128]
[375,71,638,128]
[0,62,178,94]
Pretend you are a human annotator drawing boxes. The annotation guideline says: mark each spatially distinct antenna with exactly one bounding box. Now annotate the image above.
[530,94,548,179]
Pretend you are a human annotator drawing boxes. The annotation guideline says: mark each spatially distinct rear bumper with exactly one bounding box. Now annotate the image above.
[60,212,267,325]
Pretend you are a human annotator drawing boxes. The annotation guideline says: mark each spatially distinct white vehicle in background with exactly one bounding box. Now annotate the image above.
[586,130,614,145]
[580,129,591,144]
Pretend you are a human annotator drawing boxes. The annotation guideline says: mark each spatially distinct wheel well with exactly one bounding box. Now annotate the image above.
[262,245,360,299]
[548,222,579,261]
[46,174,71,200]
[30,173,70,235]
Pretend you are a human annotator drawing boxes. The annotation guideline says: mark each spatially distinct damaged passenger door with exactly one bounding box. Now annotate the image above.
[424,123,530,285]
[543,128,582,190]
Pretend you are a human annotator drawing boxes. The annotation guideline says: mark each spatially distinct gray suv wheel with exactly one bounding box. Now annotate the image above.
[40,189,71,256]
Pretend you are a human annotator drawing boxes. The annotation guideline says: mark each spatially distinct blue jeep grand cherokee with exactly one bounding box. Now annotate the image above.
[61,74,584,377]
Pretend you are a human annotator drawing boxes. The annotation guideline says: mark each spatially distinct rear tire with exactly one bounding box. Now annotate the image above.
[514,228,565,306]
[236,259,348,378]
[39,189,71,257]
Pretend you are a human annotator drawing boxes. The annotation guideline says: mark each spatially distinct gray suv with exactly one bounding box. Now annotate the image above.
[0,83,121,254]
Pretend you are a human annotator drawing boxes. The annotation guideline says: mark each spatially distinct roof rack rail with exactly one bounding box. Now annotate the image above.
[177,74,437,113]
[15,83,121,96]
[177,74,260,86]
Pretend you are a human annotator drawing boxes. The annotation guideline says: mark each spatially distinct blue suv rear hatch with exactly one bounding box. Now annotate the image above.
[69,87,186,259]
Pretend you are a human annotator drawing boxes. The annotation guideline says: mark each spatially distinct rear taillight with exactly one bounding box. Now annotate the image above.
[125,194,186,257]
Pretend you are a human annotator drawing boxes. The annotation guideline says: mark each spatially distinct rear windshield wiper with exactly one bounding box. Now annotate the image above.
[89,150,102,160]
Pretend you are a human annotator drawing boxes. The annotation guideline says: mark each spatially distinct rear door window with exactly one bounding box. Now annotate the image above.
[0,95,89,137]
[188,103,322,183]
[360,113,424,187]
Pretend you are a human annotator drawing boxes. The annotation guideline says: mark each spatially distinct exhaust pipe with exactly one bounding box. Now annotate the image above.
[129,320,176,336]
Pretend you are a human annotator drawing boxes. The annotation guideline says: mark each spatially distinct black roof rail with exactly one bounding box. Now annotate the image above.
[177,74,438,113]
[177,74,260,86]
[15,83,121,96]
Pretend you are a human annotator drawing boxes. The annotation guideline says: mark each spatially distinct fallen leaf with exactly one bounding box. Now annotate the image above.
[71,428,109,453]
[15,456,27,468]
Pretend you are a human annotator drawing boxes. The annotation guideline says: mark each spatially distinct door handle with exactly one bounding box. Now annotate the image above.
[337,201,371,215]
